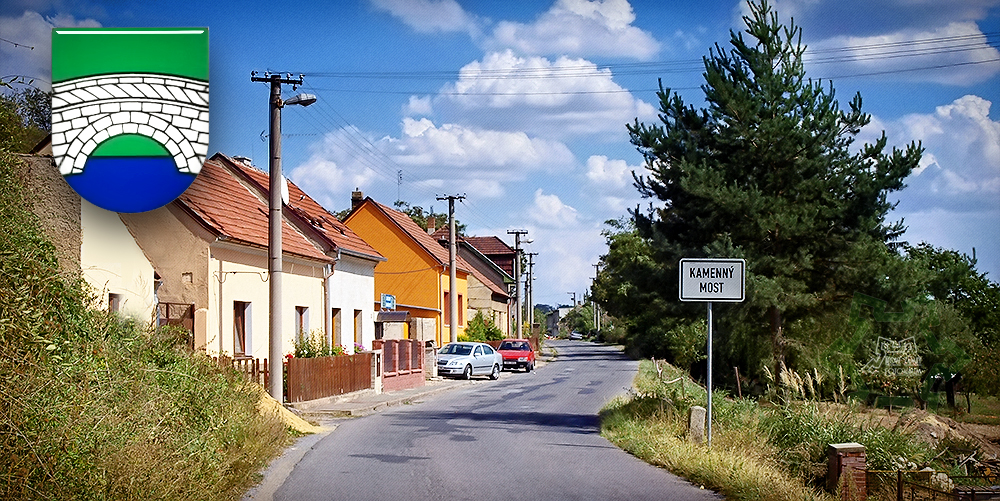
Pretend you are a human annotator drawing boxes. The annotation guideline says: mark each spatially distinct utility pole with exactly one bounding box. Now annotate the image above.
[437,194,465,344]
[507,229,528,338]
[251,71,316,402]
[568,291,576,307]
[593,263,601,331]
[526,252,537,331]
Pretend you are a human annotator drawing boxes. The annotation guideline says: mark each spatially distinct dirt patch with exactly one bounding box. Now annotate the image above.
[819,404,1000,459]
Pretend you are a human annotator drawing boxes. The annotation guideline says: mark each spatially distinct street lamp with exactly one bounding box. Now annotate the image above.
[253,72,316,403]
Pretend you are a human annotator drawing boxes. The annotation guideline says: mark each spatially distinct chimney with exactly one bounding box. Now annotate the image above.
[426,215,436,234]
[351,189,364,210]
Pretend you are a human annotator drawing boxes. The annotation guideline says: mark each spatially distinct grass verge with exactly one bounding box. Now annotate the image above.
[1,150,294,499]
[600,359,943,501]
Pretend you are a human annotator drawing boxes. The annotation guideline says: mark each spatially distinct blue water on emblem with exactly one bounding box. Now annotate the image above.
[64,156,197,213]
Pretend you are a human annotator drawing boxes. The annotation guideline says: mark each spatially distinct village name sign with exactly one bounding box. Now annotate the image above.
[678,257,746,447]
[679,258,746,302]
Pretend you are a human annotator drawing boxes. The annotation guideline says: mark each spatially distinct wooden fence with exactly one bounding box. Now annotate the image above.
[215,355,269,388]
[285,353,374,403]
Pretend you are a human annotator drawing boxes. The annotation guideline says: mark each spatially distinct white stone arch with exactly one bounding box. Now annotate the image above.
[58,110,201,176]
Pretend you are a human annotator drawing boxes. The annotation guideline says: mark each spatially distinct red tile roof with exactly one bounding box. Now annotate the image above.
[212,154,383,262]
[176,157,331,263]
[464,236,514,256]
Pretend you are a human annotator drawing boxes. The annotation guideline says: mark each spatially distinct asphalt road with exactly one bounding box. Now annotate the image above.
[273,340,721,500]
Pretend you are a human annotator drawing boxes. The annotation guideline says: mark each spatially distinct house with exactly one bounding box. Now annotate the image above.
[429,228,513,334]
[119,153,383,359]
[19,149,156,322]
[344,194,474,346]
[464,236,516,278]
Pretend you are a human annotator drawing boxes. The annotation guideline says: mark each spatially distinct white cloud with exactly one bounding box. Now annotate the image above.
[389,117,575,174]
[486,0,660,60]
[431,50,657,139]
[403,95,433,116]
[869,95,1000,207]
[0,11,100,90]
[529,189,579,228]
[584,155,645,211]
[291,119,576,206]
[863,95,1000,278]
[368,0,479,36]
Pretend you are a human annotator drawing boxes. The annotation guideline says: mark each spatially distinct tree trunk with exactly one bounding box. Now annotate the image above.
[769,305,785,376]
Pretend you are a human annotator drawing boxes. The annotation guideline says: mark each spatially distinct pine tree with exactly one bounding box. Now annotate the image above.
[626,0,921,372]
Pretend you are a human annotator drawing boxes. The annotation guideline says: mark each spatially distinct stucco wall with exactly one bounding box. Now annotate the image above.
[17,154,81,278]
[80,200,156,321]
[120,203,213,348]
[208,243,326,359]
[328,254,377,352]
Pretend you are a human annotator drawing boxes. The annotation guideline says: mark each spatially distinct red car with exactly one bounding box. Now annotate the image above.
[498,339,535,372]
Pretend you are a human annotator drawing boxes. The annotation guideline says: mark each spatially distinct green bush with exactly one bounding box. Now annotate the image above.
[293,329,347,358]
[463,310,504,342]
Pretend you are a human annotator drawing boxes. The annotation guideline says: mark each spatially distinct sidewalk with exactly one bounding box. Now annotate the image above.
[290,377,477,419]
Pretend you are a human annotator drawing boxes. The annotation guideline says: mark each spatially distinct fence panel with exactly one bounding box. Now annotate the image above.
[286,353,373,403]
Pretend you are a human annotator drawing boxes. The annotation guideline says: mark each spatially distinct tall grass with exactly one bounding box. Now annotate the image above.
[602,359,934,500]
[1,151,292,499]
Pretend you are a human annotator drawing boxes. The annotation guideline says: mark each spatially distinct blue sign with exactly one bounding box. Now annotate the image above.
[381,293,396,311]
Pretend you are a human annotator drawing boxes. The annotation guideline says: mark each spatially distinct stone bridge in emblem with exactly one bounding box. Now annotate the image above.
[51,73,209,176]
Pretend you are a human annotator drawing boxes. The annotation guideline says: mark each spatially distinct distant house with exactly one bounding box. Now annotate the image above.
[344,195,474,346]
[430,228,513,335]
[464,236,516,278]
[119,153,383,359]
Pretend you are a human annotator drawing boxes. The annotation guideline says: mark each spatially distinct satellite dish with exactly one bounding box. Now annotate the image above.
[281,175,290,205]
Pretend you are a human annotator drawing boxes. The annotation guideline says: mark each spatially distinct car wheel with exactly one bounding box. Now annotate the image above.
[525,362,533,372]
[462,364,472,380]
[489,364,500,380]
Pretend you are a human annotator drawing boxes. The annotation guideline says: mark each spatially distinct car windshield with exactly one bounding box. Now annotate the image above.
[440,344,472,356]
[499,341,529,350]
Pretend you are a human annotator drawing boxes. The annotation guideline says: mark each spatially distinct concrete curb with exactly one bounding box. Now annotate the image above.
[241,426,335,501]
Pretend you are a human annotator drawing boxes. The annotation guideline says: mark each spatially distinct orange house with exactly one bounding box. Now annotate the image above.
[344,196,472,346]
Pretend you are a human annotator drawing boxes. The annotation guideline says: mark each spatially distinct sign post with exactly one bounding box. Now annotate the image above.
[679,258,746,447]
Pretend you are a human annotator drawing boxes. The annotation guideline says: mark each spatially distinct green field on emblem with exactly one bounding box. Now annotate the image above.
[90,134,170,157]
[51,28,208,83]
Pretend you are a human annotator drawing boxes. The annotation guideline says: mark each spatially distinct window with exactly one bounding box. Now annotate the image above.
[482,345,493,355]
[354,310,363,345]
[473,346,482,357]
[108,293,122,313]
[234,301,251,357]
[295,306,309,340]
[444,291,464,325]
[332,308,342,345]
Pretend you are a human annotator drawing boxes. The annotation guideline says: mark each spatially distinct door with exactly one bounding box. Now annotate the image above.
[472,345,485,374]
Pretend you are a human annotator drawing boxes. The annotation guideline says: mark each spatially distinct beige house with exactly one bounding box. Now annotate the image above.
[19,150,156,322]
[120,153,383,359]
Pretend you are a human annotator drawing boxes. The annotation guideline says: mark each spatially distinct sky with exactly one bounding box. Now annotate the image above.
[2,0,999,307]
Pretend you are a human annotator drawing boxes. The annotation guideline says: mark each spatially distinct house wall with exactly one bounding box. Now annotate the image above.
[208,243,326,360]
[439,271,469,345]
[328,254,377,352]
[18,155,81,279]
[119,203,212,349]
[80,200,155,321]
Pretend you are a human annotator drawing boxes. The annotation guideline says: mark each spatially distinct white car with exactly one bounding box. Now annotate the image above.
[436,342,502,380]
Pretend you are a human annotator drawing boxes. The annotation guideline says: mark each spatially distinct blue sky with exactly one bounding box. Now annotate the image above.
[3,0,998,306]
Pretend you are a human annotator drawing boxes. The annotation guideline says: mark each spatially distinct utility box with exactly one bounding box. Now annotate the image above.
[827,442,866,500]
